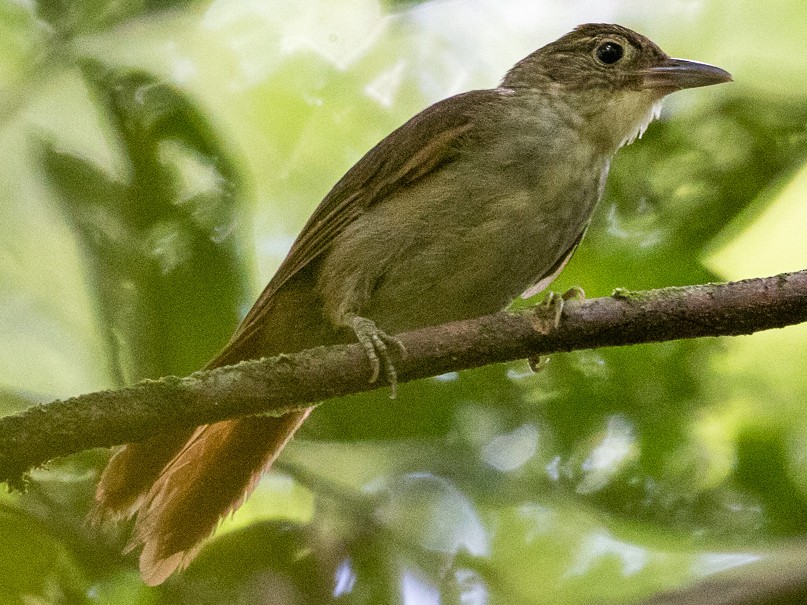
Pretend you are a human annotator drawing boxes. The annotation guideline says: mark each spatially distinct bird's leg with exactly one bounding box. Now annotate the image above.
[348,315,407,398]
[533,286,584,332]
[542,290,565,329]
[528,286,586,368]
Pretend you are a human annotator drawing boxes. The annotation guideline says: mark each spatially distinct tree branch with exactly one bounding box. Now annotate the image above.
[2,269,806,486]
[624,542,807,605]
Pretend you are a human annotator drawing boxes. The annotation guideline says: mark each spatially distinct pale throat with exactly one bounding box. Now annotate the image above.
[588,90,664,151]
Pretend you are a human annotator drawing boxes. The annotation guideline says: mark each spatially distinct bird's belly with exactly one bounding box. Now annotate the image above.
[320,145,607,335]
[362,192,596,333]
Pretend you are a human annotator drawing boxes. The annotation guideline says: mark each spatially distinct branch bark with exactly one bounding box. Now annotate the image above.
[2,269,806,486]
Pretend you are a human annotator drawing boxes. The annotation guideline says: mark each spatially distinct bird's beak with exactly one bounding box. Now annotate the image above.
[642,57,732,91]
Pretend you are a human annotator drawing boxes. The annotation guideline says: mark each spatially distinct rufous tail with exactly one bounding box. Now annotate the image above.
[93,409,311,586]
[92,270,333,584]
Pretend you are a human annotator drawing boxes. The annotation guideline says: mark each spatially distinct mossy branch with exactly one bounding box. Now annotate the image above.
[1,269,806,486]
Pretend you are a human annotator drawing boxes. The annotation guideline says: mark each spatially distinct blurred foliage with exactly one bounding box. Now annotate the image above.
[0,0,806,604]
[40,60,250,382]
[0,505,88,603]
[35,0,202,39]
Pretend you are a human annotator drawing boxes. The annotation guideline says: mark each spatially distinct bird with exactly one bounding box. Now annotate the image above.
[91,23,731,585]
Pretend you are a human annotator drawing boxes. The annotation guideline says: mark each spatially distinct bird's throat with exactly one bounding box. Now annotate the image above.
[588,91,664,151]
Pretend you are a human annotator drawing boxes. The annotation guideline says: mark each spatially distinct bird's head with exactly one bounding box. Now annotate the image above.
[502,23,732,150]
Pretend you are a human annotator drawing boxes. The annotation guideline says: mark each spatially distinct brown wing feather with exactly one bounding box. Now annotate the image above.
[216,90,493,357]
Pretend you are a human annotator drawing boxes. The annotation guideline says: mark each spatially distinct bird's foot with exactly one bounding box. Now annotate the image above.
[351,316,407,398]
[527,355,550,373]
[532,286,586,334]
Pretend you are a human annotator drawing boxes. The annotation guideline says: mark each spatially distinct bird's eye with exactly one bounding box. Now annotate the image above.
[595,41,624,65]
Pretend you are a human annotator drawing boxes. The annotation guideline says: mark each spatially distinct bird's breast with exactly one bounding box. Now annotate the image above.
[320,136,609,334]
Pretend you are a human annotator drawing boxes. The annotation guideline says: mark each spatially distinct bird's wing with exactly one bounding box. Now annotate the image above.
[216,89,501,355]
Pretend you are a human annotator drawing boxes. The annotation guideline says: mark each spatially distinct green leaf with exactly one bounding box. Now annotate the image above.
[158,521,327,604]
[567,94,807,295]
[307,364,527,441]
[39,62,251,382]
[0,387,42,416]
[34,0,197,37]
[0,505,89,605]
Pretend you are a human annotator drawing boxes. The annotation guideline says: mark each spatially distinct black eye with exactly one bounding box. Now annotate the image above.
[596,41,624,65]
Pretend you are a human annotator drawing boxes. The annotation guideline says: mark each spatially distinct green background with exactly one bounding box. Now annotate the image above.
[1,0,806,603]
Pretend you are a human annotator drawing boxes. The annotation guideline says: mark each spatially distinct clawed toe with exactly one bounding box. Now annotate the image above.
[561,286,585,302]
[533,286,585,333]
[350,316,406,398]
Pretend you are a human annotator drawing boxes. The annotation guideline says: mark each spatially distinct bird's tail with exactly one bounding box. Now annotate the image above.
[92,269,334,584]
[93,408,311,585]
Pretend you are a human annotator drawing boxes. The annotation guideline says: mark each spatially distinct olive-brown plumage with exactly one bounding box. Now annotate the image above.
[93,23,731,585]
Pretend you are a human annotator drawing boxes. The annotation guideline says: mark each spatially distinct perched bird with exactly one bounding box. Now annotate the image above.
[92,23,731,585]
